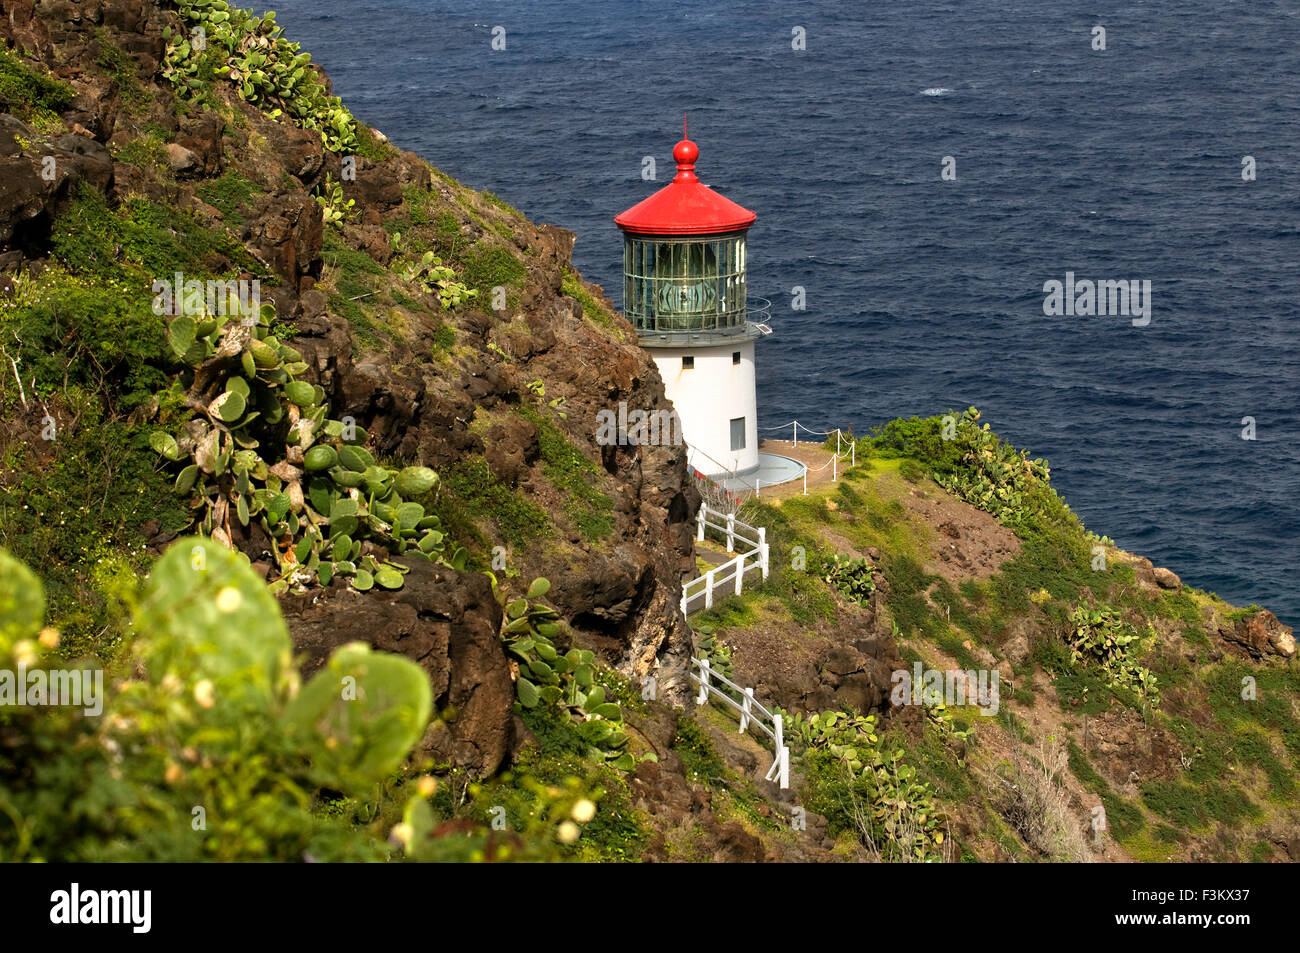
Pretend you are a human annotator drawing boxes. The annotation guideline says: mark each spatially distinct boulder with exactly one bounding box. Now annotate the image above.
[284,560,516,777]
[1220,610,1296,661]
[1152,567,1182,590]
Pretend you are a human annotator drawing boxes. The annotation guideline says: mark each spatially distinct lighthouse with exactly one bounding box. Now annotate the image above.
[615,130,770,480]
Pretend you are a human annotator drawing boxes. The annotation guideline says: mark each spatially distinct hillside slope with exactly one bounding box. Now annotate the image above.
[0,0,1294,863]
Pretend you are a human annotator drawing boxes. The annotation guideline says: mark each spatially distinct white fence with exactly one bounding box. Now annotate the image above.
[680,503,769,616]
[682,501,789,788]
[688,658,790,789]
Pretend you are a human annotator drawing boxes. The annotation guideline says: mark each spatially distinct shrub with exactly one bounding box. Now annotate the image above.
[0,538,430,860]
[819,552,877,606]
[0,44,74,123]
[1066,605,1159,706]
[163,2,358,153]
[150,302,462,593]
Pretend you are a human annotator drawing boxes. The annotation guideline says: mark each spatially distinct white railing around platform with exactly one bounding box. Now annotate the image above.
[759,421,858,494]
[688,657,790,789]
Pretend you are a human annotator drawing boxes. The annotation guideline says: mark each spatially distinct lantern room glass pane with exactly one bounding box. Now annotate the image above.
[622,233,747,337]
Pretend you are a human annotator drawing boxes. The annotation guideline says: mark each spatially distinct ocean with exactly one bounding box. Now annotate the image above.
[270,0,1299,623]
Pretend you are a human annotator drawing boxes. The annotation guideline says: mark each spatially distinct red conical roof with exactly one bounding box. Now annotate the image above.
[615,136,756,236]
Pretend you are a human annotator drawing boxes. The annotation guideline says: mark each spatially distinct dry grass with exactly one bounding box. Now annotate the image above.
[994,738,1093,862]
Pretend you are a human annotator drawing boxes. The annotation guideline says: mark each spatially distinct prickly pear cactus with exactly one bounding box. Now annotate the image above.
[494,575,636,771]
[283,641,433,792]
[0,547,44,653]
[133,537,292,715]
[151,297,464,595]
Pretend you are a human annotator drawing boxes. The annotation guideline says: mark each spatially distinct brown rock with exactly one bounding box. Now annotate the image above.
[1152,567,1182,590]
[164,142,198,174]
[1221,610,1296,660]
[284,560,516,777]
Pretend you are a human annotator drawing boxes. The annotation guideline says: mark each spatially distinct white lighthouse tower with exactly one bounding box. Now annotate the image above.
[615,131,769,480]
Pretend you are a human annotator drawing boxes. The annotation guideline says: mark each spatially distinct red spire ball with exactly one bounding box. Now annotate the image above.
[673,137,699,181]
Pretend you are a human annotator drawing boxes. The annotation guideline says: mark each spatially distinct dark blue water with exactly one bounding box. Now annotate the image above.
[271,0,1299,623]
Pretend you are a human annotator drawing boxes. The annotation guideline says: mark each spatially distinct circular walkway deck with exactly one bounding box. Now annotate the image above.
[710,450,806,493]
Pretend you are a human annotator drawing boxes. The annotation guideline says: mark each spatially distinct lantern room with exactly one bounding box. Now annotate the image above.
[615,133,769,477]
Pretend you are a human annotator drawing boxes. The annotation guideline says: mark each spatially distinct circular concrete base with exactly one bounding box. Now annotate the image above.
[709,452,806,493]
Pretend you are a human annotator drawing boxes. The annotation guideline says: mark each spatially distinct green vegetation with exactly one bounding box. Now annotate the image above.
[497,576,638,770]
[1066,605,1159,705]
[163,2,359,152]
[195,168,263,223]
[0,43,74,130]
[819,552,877,606]
[391,234,476,309]
[674,716,727,787]
[0,538,434,860]
[0,185,269,656]
[151,301,462,594]
[93,29,149,113]
[439,457,548,548]
[790,709,948,861]
[518,405,614,542]
[461,243,526,298]
[114,131,172,174]
[314,172,355,226]
[562,270,617,332]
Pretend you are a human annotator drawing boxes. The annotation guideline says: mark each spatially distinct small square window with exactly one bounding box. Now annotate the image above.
[730,417,746,452]
[682,356,694,370]
[732,351,741,365]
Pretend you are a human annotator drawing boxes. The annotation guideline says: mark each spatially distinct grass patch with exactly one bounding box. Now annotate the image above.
[0,44,74,127]
[439,457,548,548]
[518,405,614,542]
[461,243,526,297]
[196,169,263,224]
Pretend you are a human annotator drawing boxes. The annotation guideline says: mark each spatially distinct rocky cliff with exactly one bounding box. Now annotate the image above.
[3,0,1296,864]
[0,0,699,781]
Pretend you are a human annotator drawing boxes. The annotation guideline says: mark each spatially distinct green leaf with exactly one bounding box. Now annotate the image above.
[151,431,180,461]
[133,537,291,713]
[0,547,45,652]
[517,677,541,708]
[283,642,432,792]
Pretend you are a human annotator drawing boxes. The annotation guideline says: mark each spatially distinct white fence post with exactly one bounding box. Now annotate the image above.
[851,440,855,469]
[758,527,769,580]
[740,687,754,734]
[696,658,710,705]
[793,421,798,448]
[680,587,687,616]
[774,713,789,788]
[696,502,706,543]
[734,558,744,596]
[726,511,735,553]
[704,570,715,609]
[833,452,837,482]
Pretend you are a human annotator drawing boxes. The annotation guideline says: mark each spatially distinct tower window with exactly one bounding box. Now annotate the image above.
[730,417,746,451]
[732,351,741,365]
[682,356,694,370]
